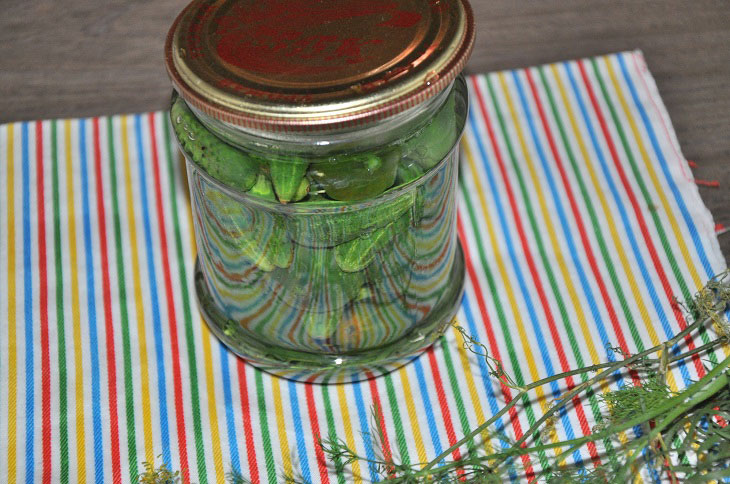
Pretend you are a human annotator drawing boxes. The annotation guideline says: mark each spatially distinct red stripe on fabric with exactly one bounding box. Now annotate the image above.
[456,217,535,479]
[147,113,191,482]
[523,69,633,366]
[527,63,643,458]
[530,64,660,456]
[92,118,123,483]
[426,348,464,472]
[36,120,53,483]
[365,372,394,471]
[575,61,705,377]
[304,384,331,484]
[236,359,260,483]
[469,77,597,452]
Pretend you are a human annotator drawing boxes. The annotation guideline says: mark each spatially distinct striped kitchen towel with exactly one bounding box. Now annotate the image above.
[0,50,727,483]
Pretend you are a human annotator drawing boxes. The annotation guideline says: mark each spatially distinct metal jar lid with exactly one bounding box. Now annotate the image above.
[165,0,474,132]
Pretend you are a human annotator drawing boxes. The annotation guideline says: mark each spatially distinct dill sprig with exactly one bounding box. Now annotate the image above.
[314,270,730,482]
[138,456,180,484]
[141,271,730,483]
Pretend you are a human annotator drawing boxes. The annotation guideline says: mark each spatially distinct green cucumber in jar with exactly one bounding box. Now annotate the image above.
[170,96,258,191]
[395,157,425,185]
[270,157,309,204]
[402,90,457,170]
[265,217,294,270]
[309,147,399,201]
[249,173,276,201]
[293,189,417,247]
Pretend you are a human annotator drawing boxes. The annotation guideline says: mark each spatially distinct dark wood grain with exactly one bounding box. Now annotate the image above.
[2,0,728,261]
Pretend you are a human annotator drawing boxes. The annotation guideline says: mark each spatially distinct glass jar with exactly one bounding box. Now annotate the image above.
[165,0,474,381]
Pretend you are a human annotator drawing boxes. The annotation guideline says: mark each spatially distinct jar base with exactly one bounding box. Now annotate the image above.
[194,240,466,383]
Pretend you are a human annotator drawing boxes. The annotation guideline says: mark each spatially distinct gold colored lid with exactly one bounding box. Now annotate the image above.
[165,0,474,131]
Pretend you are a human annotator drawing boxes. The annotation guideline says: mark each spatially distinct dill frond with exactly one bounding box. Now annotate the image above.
[138,457,180,484]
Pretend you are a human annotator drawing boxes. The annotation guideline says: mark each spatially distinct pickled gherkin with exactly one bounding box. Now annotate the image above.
[270,157,308,203]
[396,158,425,185]
[171,97,258,191]
[294,189,417,248]
[249,173,276,201]
[310,152,397,201]
[402,90,458,169]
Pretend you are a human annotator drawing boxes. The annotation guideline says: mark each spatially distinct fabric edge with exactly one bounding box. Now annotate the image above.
[631,49,727,272]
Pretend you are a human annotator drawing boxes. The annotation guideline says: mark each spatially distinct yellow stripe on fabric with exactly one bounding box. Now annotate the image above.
[496,72,602,367]
[64,119,88,482]
[496,71,632,449]
[452,327,493,456]
[180,149,226,483]
[201,332,226,483]
[120,116,155,463]
[602,56,730,359]
[396,366,428,466]
[271,377,293,478]
[461,137,558,446]
[603,57,703,291]
[547,64,679,393]
[335,385,362,483]
[6,123,17,484]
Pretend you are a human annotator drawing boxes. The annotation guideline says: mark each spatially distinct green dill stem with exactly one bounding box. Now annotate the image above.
[615,361,730,481]
[502,315,722,454]
[531,354,730,465]
[450,357,729,477]
[420,314,720,475]
[667,338,728,364]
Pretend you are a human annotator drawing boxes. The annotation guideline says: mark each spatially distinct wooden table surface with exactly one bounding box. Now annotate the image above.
[2,0,728,261]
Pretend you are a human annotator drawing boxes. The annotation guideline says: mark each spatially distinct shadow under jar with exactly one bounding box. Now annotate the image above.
[165,0,475,382]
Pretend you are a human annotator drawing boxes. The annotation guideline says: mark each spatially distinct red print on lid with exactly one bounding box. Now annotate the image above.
[165,0,474,131]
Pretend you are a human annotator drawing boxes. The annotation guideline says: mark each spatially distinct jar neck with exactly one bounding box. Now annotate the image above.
[188,80,456,158]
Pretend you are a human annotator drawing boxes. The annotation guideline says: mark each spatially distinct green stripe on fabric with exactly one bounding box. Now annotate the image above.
[365,313,411,466]
[485,75,607,425]
[458,175,549,469]
[106,117,138,481]
[537,66,644,352]
[588,59,716,359]
[587,58,705,460]
[51,120,70,484]
[360,314,412,467]
[487,72,617,466]
[320,384,346,484]
[537,63,653,468]
[255,369,278,484]
[382,372,411,466]
[438,336,476,454]
[161,115,209,481]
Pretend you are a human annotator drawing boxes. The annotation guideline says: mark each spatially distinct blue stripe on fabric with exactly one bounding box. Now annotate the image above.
[80,119,106,483]
[511,71,624,370]
[287,381,312,484]
[411,357,445,465]
[468,80,581,465]
[616,53,715,278]
[562,62,693,386]
[219,344,241,475]
[21,122,34,484]
[460,294,516,481]
[351,379,379,483]
[133,114,172,466]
